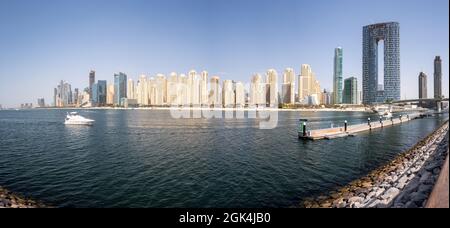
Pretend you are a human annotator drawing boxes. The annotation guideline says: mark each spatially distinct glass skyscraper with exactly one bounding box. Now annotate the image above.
[92,83,98,106]
[363,22,400,104]
[114,72,128,106]
[343,77,358,104]
[97,80,107,106]
[89,70,95,101]
[333,47,343,104]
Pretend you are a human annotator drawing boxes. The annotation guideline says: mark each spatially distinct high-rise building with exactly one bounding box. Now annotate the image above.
[53,88,57,107]
[97,80,107,106]
[179,74,189,106]
[343,77,358,104]
[312,75,321,95]
[148,77,157,106]
[114,72,127,106]
[154,74,167,106]
[80,89,90,106]
[54,80,73,107]
[107,83,115,105]
[418,72,427,102]
[298,64,321,103]
[136,75,148,106]
[283,68,295,83]
[333,47,343,104]
[363,22,400,104]
[235,81,245,108]
[281,84,294,105]
[434,56,442,99]
[250,74,265,107]
[298,64,312,100]
[89,70,95,100]
[222,80,234,108]
[377,84,384,91]
[200,71,209,106]
[266,69,278,108]
[56,83,62,107]
[305,94,320,106]
[73,88,79,106]
[92,83,98,106]
[209,76,221,107]
[282,68,295,104]
[358,91,363,105]
[127,79,135,100]
[188,70,199,106]
[321,90,332,105]
[168,72,179,106]
[37,98,45,108]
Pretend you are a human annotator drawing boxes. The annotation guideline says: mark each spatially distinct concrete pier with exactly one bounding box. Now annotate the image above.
[299,113,423,140]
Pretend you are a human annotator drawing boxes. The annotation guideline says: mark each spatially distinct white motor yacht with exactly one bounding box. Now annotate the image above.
[64,112,95,126]
[380,111,393,119]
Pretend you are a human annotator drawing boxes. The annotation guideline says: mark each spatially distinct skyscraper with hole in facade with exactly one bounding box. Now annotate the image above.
[363,22,400,104]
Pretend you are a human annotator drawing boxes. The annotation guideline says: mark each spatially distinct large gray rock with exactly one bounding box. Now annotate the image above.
[418,184,433,195]
[406,178,421,192]
[419,172,432,184]
[425,162,441,172]
[410,192,428,206]
[432,168,441,175]
[405,201,419,208]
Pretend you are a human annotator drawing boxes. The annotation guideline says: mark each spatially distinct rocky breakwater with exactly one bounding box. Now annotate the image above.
[301,121,449,208]
[0,187,47,208]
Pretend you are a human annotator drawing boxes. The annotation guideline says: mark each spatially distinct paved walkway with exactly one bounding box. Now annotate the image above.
[300,114,421,140]
[426,153,449,208]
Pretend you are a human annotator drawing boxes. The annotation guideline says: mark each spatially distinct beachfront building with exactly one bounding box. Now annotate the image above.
[250,73,266,107]
[107,83,114,105]
[282,68,295,105]
[266,69,279,108]
[114,72,127,106]
[209,76,221,107]
[298,64,322,104]
[200,71,209,106]
[222,80,234,108]
[235,81,245,108]
[127,79,135,100]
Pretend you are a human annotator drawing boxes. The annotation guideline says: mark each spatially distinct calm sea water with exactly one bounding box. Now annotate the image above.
[0,109,447,208]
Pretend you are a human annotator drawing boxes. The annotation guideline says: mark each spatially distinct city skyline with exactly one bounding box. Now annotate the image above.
[51,66,324,108]
[0,0,449,108]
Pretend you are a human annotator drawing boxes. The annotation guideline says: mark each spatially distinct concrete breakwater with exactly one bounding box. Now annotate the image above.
[0,187,47,208]
[301,120,449,208]
[299,113,423,140]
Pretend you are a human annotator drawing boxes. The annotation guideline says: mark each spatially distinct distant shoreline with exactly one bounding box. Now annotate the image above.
[21,107,372,113]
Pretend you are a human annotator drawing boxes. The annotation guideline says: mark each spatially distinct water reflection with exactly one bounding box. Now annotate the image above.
[0,109,447,208]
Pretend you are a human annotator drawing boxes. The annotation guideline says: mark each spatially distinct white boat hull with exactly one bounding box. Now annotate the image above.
[65,120,94,126]
[64,112,95,126]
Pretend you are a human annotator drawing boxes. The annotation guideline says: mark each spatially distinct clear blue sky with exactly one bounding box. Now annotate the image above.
[0,0,448,107]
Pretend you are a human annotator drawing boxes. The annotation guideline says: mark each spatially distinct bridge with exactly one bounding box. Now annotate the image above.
[370,98,449,114]
[390,98,449,104]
